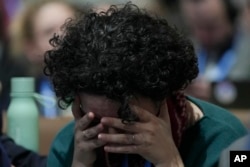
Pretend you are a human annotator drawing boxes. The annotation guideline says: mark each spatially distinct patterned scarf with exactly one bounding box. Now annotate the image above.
[167,92,191,147]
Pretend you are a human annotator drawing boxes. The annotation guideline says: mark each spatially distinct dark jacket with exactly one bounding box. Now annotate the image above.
[0,134,47,167]
[0,141,10,167]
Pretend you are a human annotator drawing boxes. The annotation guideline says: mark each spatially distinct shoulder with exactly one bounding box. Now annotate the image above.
[55,120,75,139]
[47,121,75,167]
[188,96,247,136]
[181,97,247,167]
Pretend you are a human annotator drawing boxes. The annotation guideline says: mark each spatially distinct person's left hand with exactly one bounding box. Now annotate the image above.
[98,101,184,167]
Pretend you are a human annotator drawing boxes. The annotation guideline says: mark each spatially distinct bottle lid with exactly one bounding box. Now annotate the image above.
[11,77,35,93]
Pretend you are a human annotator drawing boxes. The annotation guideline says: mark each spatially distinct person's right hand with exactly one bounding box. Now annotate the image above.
[71,96,106,167]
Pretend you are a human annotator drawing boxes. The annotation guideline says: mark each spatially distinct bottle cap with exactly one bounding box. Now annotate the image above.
[11,77,35,93]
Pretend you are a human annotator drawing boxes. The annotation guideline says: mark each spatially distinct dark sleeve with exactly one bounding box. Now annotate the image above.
[0,134,47,167]
[0,141,11,167]
[0,111,2,133]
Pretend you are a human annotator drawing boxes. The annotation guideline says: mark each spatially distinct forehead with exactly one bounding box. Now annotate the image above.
[33,2,75,32]
[79,93,119,107]
[78,93,120,118]
[78,92,158,118]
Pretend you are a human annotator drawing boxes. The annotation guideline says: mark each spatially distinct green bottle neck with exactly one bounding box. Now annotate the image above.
[11,92,34,98]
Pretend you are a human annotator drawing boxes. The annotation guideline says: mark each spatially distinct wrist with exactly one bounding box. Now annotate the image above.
[156,162,184,167]
[72,150,95,167]
[155,158,184,167]
[72,155,94,167]
[155,152,184,167]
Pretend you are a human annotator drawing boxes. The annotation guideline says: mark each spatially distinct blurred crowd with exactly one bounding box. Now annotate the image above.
[1,0,250,117]
[0,0,249,166]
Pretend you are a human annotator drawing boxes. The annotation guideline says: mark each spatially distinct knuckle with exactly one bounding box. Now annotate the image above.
[126,135,133,144]
[84,130,96,139]
[122,123,132,130]
[77,117,92,130]
[83,130,91,138]
[93,139,104,147]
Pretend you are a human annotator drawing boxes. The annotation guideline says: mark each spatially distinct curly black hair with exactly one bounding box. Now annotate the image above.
[44,2,198,121]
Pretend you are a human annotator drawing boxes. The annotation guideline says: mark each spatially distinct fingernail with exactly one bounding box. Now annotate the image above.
[100,117,108,123]
[88,112,94,119]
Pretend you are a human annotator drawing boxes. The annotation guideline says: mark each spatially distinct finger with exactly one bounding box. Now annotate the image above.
[83,139,107,151]
[101,117,142,133]
[104,145,138,154]
[129,105,154,122]
[82,123,104,140]
[98,133,139,145]
[77,112,95,130]
[72,96,82,120]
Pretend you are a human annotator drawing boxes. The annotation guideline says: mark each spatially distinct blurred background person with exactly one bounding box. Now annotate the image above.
[7,0,87,117]
[79,0,166,16]
[180,0,250,100]
[0,0,46,166]
[0,0,28,115]
[0,0,87,166]
[240,0,250,34]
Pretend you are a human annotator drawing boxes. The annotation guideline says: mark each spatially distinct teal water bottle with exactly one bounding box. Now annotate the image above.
[7,77,39,152]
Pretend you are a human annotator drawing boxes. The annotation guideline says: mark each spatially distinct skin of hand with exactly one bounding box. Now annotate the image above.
[71,96,106,167]
[98,100,184,167]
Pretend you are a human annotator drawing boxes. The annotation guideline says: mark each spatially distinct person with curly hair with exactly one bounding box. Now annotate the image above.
[44,3,247,167]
